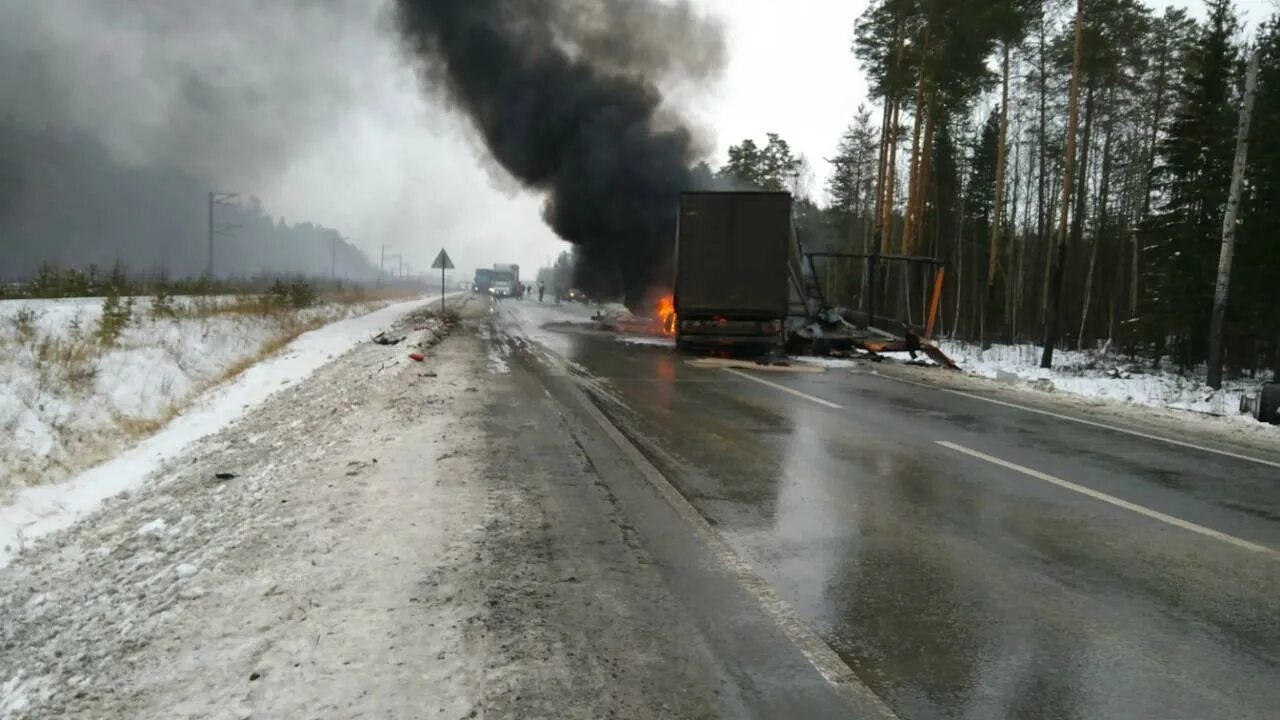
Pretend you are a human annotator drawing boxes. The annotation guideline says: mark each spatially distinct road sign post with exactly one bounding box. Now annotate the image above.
[431,248,455,316]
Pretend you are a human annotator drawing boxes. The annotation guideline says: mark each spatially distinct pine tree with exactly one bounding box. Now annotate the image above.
[720,134,802,192]
[1041,0,1086,368]
[1142,0,1241,369]
[984,0,1041,341]
[1232,14,1280,375]
[720,139,765,188]
[829,105,880,229]
[962,112,1002,337]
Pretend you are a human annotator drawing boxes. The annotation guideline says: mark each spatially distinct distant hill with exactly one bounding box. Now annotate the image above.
[0,117,376,281]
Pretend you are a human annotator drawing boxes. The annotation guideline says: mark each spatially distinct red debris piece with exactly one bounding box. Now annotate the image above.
[408,352,426,362]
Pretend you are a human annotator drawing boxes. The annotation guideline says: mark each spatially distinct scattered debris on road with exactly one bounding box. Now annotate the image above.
[372,331,407,346]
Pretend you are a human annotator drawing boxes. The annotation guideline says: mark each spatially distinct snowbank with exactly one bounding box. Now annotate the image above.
[0,297,395,488]
[936,340,1273,421]
[0,296,447,568]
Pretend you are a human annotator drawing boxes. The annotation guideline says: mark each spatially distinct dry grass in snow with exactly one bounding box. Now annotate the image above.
[0,292,419,491]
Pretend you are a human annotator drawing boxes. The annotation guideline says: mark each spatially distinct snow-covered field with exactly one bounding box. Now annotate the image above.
[0,295,432,491]
[0,297,448,569]
[0,303,469,718]
[936,339,1274,422]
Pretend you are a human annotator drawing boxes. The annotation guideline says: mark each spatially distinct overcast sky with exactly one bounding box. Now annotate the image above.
[7,0,1272,281]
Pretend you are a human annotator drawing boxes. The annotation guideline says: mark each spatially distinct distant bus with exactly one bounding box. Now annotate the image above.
[473,268,498,292]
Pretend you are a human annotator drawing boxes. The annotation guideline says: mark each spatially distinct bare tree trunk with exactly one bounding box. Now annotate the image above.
[953,172,968,337]
[989,41,1013,289]
[980,41,1013,348]
[914,98,938,323]
[1009,130,1024,342]
[900,26,931,258]
[1041,0,1085,369]
[1207,50,1260,389]
[906,91,938,256]
[1070,82,1097,252]
[1036,12,1050,325]
[880,101,902,256]
[1019,123,1036,340]
[1135,28,1174,317]
[879,22,908,257]
[873,101,891,241]
[1041,171,1061,319]
[1078,91,1116,350]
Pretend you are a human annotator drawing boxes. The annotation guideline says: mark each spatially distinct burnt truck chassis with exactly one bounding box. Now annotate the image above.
[785,250,958,369]
[675,315,785,352]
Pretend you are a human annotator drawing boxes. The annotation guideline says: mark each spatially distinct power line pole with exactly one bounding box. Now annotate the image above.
[1208,49,1260,390]
[384,253,403,283]
[207,192,239,278]
[379,244,392,286]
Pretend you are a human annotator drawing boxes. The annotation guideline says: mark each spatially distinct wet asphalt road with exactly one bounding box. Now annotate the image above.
[497,302,1280,720]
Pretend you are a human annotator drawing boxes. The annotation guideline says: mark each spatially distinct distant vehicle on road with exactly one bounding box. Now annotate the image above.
[567,288,589,303]
[673,191,791,351]
[490,280,515,298]
[493,263,520,285]
[473,268,498,293]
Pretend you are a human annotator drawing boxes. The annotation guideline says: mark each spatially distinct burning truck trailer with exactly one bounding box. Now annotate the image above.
[605,190,958,368]
[669,191,792,353]
[587,192,790,346]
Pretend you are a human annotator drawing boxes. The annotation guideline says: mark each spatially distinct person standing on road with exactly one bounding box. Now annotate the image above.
[538,282,545,303]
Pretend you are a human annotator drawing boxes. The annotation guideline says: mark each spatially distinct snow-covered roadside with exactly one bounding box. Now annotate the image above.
[0,304,480,718]
[0,296,454,568]
[934,340,1273,423]
[0,296,416,487]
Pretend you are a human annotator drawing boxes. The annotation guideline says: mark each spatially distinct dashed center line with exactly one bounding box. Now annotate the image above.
[937,441,1280,560]
[723,369,844,409]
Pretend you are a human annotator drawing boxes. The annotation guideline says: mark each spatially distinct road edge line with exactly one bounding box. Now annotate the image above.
[874,372,1280,470]
[936,441,1280,559]
[571,386,898,718]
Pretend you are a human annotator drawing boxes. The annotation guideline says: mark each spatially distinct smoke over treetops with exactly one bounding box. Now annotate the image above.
[392,0,726,305]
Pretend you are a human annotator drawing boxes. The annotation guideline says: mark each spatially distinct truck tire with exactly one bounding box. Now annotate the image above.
[1260,382,1280,425]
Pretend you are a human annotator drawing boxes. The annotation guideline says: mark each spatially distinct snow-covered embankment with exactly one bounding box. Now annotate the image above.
[0,296,445,567]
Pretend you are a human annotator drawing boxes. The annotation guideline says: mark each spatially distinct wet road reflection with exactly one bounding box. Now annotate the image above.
[509,310,1280,720]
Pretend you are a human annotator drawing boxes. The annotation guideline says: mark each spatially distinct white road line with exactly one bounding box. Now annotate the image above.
[879,374,1280,470]
[937,441,1280,560]
[570,377,897,718]
[724,369,843,409]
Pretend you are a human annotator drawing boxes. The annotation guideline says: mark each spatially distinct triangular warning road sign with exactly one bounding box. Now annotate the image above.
[431,248,455,270]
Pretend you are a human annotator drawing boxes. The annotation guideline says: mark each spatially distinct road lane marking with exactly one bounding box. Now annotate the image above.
[724,369,844,409]
[936,441,1280,559]
[551,367,897,717]
[877,374,1280,470]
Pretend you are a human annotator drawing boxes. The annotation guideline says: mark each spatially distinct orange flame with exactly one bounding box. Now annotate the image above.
[656,294,676,336]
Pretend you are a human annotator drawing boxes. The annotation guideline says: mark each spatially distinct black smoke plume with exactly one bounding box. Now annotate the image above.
[392,0,723,307]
